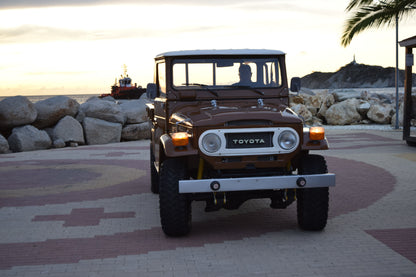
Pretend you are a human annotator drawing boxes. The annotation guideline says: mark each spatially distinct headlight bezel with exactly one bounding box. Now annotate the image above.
[201,133,222,153]
[278,130,298,150]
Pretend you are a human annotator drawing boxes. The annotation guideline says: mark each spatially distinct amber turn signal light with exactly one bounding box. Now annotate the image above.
[309,127,325,140]
[171,132,189,146]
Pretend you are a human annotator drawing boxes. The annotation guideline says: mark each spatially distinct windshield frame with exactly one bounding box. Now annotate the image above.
[171,57,283,91]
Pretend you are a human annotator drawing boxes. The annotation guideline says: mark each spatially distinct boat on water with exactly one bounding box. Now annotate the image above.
[100,66,146,99]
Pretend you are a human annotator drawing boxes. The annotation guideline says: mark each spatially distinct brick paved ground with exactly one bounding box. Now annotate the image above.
[0,128,415,277]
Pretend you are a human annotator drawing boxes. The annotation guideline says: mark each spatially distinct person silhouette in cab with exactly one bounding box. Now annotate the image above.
[233,64,255,86]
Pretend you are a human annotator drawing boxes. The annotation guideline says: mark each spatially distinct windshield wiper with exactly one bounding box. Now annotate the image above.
[233,85,265,96]
[184,83,219,97]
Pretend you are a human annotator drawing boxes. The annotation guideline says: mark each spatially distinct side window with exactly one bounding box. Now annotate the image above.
[173,63,186,86]
[262,62,281,87]
[157,62,166,95]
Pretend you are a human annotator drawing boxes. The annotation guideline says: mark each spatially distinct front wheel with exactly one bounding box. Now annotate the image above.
[159,158,192,236]
[296,154,329,231]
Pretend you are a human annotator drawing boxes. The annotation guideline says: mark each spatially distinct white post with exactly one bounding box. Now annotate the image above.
[395,13,399,129]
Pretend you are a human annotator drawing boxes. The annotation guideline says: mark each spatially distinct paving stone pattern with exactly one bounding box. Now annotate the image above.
[0,130,415,277]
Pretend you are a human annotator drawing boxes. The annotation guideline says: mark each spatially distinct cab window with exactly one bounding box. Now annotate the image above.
[157,62,166,95]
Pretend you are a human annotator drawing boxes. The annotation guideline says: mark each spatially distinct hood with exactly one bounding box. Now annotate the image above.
[169,99,302,127]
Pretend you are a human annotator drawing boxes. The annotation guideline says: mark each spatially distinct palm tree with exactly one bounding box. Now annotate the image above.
[341,0,416,47]
[341,0,416,129]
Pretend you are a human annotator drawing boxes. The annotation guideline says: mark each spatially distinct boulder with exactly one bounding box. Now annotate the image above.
[100,96,116,102]
[82,117,122,145]
[310,116,324,126]
[289,95,304,105]
[331,89,363,102]
[7,125,51,152]
[391,101,403,127]
[52,138,66,149]
[85,96,103,102]
[0,134,10,154]
[325,99,362,125]
[393,94,416,126]
[370,93,393,104]
[52,116,85,145]
[357,101,371,117]
[119,99,148,124]
[121,122,151,141]
[309,95,323,109]
[301,93,322,109]
[0,96,37,129]
[291,104,313,123]
[33,96,79,129]
[367,104,392,124]
[79,100,125,124]
[307,106,318,116]
[299,88,315,95]
[317,94,335,119]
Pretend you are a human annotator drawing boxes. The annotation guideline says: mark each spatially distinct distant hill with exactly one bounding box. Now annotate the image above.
[300,61,416,89]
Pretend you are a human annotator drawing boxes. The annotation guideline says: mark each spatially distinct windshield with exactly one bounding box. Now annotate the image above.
[172,58,282,89]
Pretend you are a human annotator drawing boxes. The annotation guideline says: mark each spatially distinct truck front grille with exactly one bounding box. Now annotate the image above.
[198,127,300,157]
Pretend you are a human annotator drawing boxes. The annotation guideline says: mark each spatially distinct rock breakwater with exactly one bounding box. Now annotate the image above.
[290,88,415,127]
[0,95,150,154]
[0,89,414,154]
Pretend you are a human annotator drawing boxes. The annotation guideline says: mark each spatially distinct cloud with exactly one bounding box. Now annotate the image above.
[0,24,223,44]
[230,1,341,16]
[0,0,242,10]
[0,25,96,43]
[25,71,93,76]
[0,0,126,9]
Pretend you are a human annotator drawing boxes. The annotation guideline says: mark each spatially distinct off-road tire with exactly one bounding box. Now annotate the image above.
[296,154,329,231]
[406,140,416,147]
[150,147,159,194]
[159,158,192,236]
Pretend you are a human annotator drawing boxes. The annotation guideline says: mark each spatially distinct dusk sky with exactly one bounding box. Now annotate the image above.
[1,0,415,96]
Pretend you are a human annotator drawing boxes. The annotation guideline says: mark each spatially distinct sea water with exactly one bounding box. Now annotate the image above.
[0,94,99,104]
[0,87,409,104]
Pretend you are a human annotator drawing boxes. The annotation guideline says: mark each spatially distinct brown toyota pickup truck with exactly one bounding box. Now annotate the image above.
[146,49,335,237]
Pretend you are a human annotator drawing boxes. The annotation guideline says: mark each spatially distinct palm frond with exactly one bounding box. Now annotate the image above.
[347,0,416,11]
[346,0,375,11]
[341,0,416,47]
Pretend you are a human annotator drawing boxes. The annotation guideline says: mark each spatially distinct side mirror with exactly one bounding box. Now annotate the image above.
[146,83,157,99]
[290,77,301,93]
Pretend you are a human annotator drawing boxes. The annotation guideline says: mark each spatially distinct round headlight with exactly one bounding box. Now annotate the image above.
[201,133,221,153]
[278,130,298,150]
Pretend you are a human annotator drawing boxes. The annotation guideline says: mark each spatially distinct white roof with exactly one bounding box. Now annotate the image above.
[156,49,285,58]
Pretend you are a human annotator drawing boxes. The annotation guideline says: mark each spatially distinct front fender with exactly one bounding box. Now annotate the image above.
[160,134,198,157]
[301,129,329,150]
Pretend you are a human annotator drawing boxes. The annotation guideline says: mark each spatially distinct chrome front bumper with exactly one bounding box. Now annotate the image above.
[179,173,335,193]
